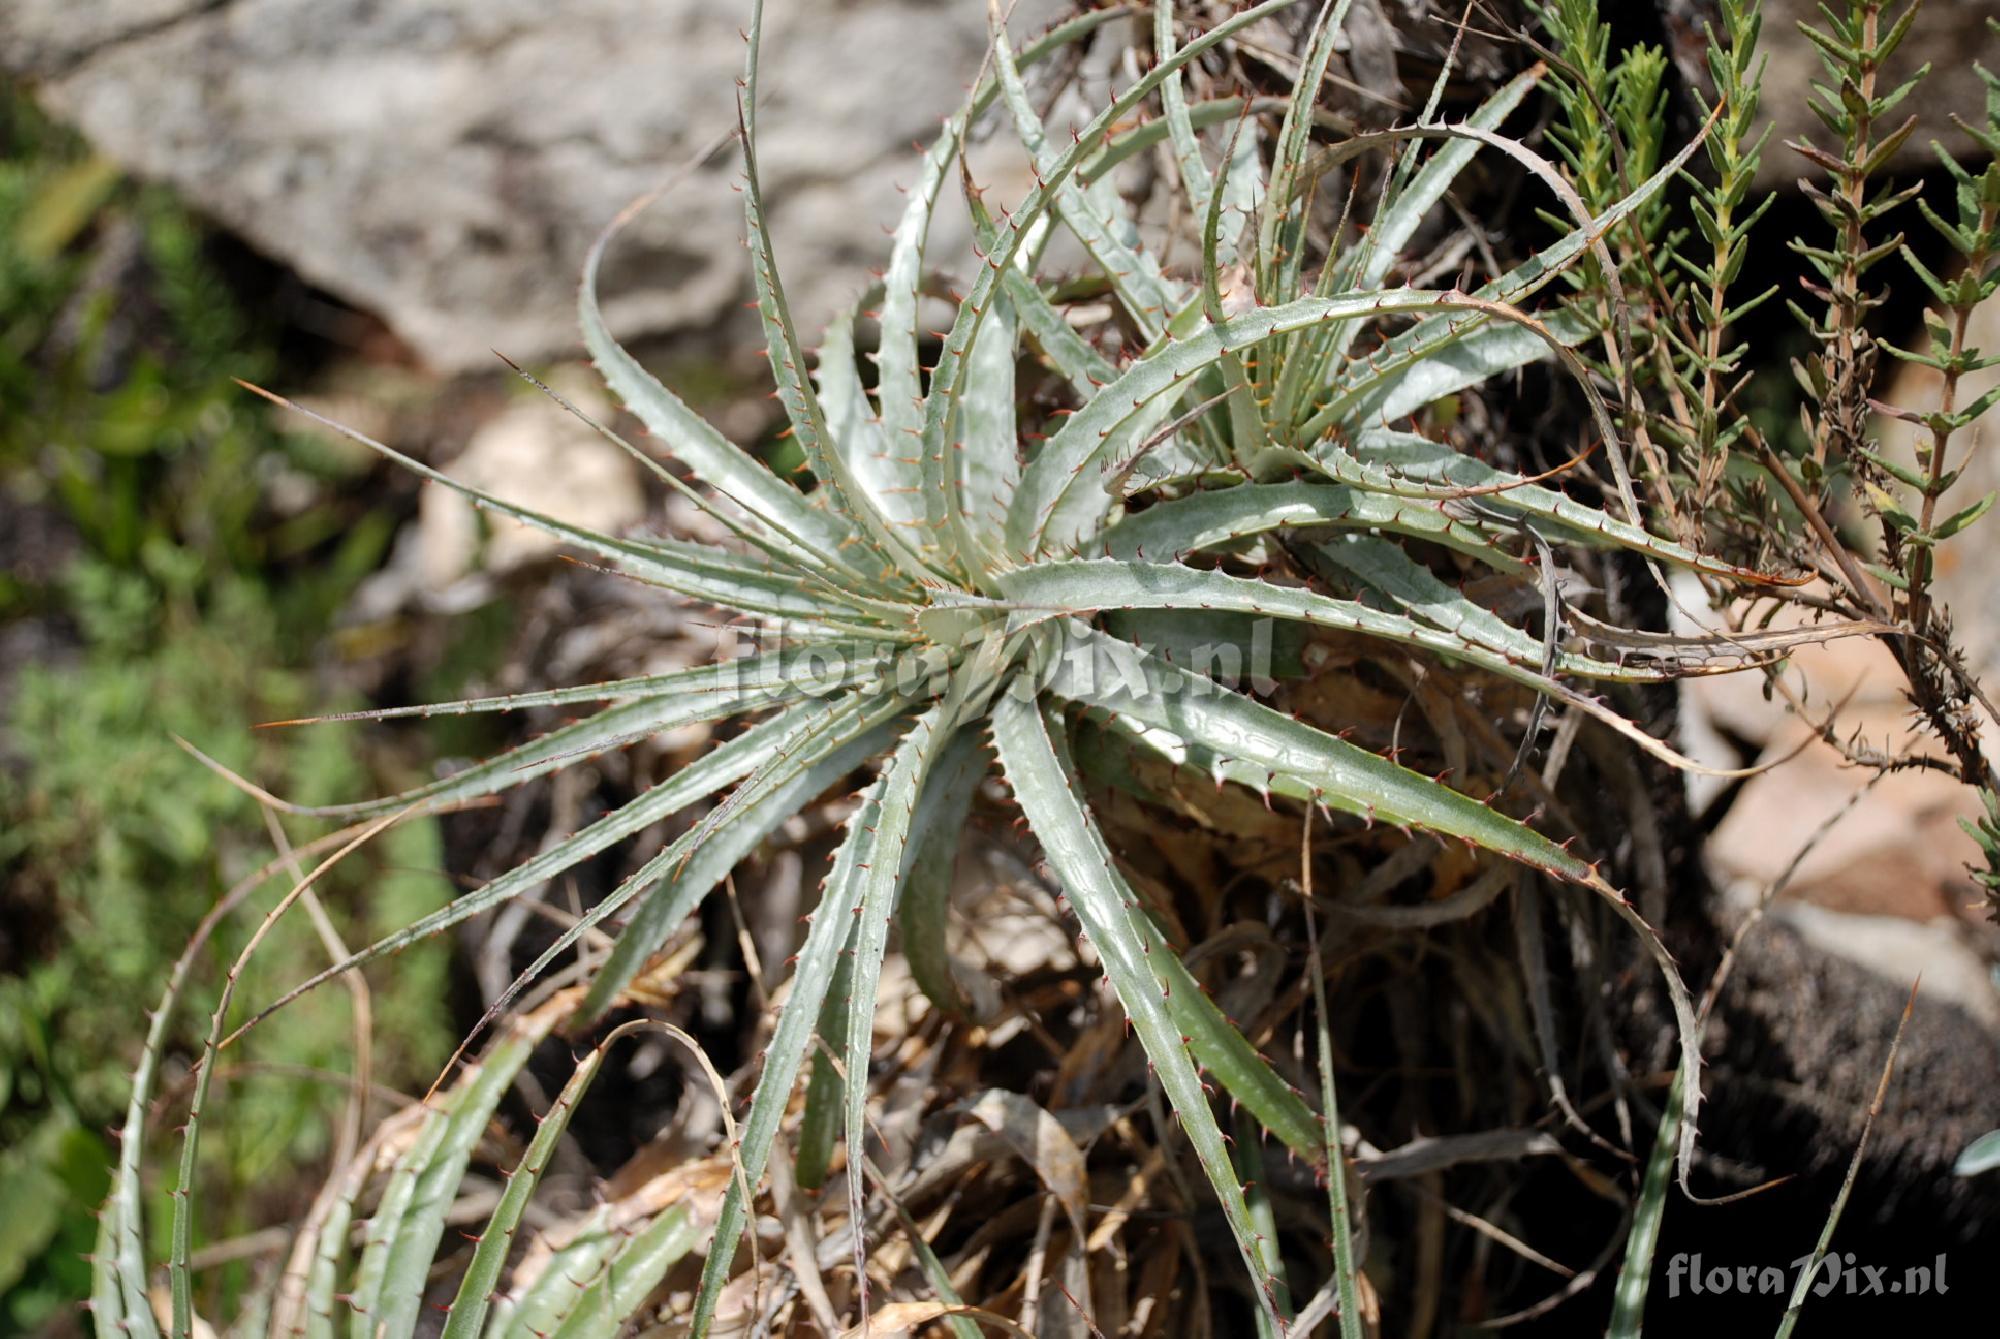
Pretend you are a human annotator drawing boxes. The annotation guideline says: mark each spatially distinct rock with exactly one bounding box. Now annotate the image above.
[21,0,1991,377]
[1694,910,2000,1247]
[1,0,1055,371]
[347,366,643,615]
[1771,901,2000,1030]
[1676,571,1992,923]
[1706,715,1986,921]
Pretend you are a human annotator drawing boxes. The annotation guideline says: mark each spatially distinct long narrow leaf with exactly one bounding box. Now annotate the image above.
[1098,479,1528,571]
[1296,115,1711,444]
[580,224,875,585]
[921,0,1307,563]
[1258,0,1354,303]
[873,4,1129,544]
[440,1021,675,1339]
[955,289,1023,570]
[1323,428,1776,580]
[991,689,1289,1330]
[1008,289,1607,557]
[282,646,871,820]
[346,999,568,1339]
[740,1,933,584]
[236,699,842,1046]
[1155,3,1217,230]
[1052,628,1706,1189]
[840,710,954,1315]
[1361,67,1545,294]
[682,764,872,1328]
[989,10,1185,342]
[580,696,911,1020]
[236,380,890,628]
[1606,1072,1680,1339]
[1336,307,1595,429]
[996,558,1675,686]
[544,1205,700,1339]
[1044,625,1599,885]
[490,1198,694,1339]
[819,287,928,546]
[795,917,861,1191]
[895,726,990,1018]
[263,649,876,729]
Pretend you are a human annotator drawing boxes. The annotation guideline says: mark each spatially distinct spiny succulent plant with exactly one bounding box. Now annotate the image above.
[94,3,1837,1336]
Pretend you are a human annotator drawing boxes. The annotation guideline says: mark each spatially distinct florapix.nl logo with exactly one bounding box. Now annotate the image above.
[1665,1252,1950,1300]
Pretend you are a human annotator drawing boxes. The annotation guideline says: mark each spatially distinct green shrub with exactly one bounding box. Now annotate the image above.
[0,87,453,1333]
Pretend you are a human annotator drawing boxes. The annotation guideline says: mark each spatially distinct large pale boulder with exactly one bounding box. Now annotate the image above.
[1,0,1054,370]
[9,2,1995,370]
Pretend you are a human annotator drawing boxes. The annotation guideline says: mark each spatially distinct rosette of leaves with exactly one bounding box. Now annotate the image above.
[96,3,1814,1335]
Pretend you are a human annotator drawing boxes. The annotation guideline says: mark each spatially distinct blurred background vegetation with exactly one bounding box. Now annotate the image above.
[0,89,464,1334]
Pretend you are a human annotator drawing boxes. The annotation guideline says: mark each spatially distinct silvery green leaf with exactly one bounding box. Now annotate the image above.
[921,0,1304,567]
[1043,625,1599,886]
[995,558,1671,685]
[817,286,927,543]
[1334,306,1596,428]
[1955,1129,2000,1176]
[689,705,949,1333]
[1325,428,1772,579]
[1259,0,1355,303]
[283,645,881,820]
[233,700,848,1059]
[1009,289,1596,557]
[990,689,1290,1330]
[581,219,872,584]
[896,726,991,1017]
[346,1006,565,1339]
[1097,479,1528,571]
[1349,66,1545,299]
[739,7,934,584]
[581,692,913,1021]
[989,13,1186,342]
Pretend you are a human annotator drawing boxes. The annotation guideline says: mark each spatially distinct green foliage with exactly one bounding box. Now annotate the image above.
[1522,5,2000,1318]
[95,2,1839,1334]
[1530,0,1621,211]
[3,576,454,1321]
[2,114,260,575]
[1957,786,2000,910]
[1785,0,1928,496]
[1529,0,1675,290]
[1875,30,2000,671]
[113,0,2000,1335]
[1664,0,1780,501]
[72,0,2000,1321]
[0,86,452,1332]
[0,1116,107,1332]
[1687,4,1999,801]
[1533,0,1999,795]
